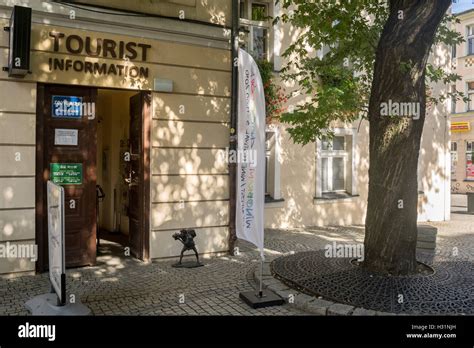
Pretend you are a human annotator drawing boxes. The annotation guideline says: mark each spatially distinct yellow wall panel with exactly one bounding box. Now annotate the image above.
[152,120,229,148]
[0,81,36,113]
[153,93,230,122]
[151,200,228,230]
[151,148,227,175]
[0,146,35,176]
[66,0,231,26]
[0,240,36,274]
[0,209,35,242]
[151,174,228,203]
[0,113,36,145]
[0,178,35,209]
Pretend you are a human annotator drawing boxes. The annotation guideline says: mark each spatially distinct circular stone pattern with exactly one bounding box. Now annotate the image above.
[271,249,474,315]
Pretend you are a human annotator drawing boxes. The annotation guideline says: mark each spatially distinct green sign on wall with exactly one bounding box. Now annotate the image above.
[50,163,83,185]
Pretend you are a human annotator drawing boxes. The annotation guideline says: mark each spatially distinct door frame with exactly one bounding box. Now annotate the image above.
[129,91,151,262]
[35,84,151,272]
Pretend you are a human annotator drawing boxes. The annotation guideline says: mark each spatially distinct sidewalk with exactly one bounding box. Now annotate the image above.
[0,239,305,316]
[1,199,472,316]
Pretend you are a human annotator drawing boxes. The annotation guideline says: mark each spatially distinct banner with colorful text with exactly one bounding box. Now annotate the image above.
[236,48,266,259]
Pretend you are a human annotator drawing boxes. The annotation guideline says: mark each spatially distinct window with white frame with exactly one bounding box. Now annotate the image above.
[239,0,271,62]
[316,129,357,199]
[321,136,346,192]
[264,126,282,202]
[468,25,474,55]
[466,141,474,180]
[451,142,457,180]
[467,81,474,111]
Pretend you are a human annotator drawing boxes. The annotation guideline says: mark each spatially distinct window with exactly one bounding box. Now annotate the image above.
[467,141,474,180]
[468,25,474,55]
[451,142,457,180]
[468,81,474,111]
[320,136,347,193]
[452,44,457,59]
[251,3,268,20]
[316,129,358,199]
[240,1,271,61]
[264,127,282,202]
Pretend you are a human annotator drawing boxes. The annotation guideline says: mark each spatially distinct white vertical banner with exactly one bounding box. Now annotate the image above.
[236,48,266,259]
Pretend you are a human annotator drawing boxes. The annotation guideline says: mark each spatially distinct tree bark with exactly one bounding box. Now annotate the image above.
[363,0,450,275]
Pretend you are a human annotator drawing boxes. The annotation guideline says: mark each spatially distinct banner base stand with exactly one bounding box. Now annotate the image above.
[25,293,91,316]
[239,290,285,309]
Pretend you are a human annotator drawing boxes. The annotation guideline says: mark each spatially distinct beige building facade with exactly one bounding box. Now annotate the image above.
[0,0,451,275]
[0,0,232,274]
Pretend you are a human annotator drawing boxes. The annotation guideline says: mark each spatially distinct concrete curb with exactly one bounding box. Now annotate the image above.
[253,258,401,316]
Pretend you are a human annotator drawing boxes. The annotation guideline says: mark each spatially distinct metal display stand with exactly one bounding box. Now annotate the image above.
[25,181,91,316]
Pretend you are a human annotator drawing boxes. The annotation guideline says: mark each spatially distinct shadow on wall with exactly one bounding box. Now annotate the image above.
[264,121,370,229]
[267,12,451,227]
[418,43,451,222]
[150,93,231,257]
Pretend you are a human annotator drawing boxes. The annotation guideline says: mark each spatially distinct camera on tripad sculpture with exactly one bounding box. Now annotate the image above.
[172,229,204,268]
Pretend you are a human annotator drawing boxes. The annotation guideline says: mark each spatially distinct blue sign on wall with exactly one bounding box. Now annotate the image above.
[52,95,83,119]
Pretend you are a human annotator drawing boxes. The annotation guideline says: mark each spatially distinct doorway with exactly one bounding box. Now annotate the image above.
[36,84,151,272]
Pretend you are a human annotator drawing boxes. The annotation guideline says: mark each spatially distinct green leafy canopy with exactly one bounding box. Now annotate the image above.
[276,0,464,144]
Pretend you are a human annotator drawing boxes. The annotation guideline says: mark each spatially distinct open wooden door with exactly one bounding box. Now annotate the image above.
[36,84,97,270]
[128,92,151,261]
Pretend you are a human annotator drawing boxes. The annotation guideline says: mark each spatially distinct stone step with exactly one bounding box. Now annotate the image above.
[417,225,437,244]
[417,234,437,242]
[416,240,436,250]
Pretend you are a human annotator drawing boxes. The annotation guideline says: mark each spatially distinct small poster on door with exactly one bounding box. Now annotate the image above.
[50,163,83,185]
[54,129,78,146]
[52,95,83,118]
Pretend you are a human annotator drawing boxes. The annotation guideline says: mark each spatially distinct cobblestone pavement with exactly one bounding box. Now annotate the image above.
[1,203,473,315]
[0,235,310,316]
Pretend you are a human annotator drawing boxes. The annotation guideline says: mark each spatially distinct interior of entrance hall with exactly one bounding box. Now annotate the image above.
[96,89,136,247]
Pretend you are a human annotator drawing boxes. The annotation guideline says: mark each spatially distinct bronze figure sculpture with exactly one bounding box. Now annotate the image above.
[172,229,203,268]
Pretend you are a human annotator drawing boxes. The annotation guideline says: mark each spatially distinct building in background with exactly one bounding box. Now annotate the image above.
[239,0,451,228]
[450,8,474,194]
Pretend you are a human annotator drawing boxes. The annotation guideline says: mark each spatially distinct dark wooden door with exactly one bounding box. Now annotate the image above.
[128,92,151,261]
[39,85,97,269]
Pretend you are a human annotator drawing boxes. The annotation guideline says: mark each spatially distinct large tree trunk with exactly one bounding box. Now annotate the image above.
[363,0,450,275]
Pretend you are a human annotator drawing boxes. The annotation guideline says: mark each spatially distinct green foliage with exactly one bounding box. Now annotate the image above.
[257,59,287,122]
[251,3,268,21]
[277,0,464,145]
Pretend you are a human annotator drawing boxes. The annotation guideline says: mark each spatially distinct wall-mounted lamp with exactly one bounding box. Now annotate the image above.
[3,6,32,77]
